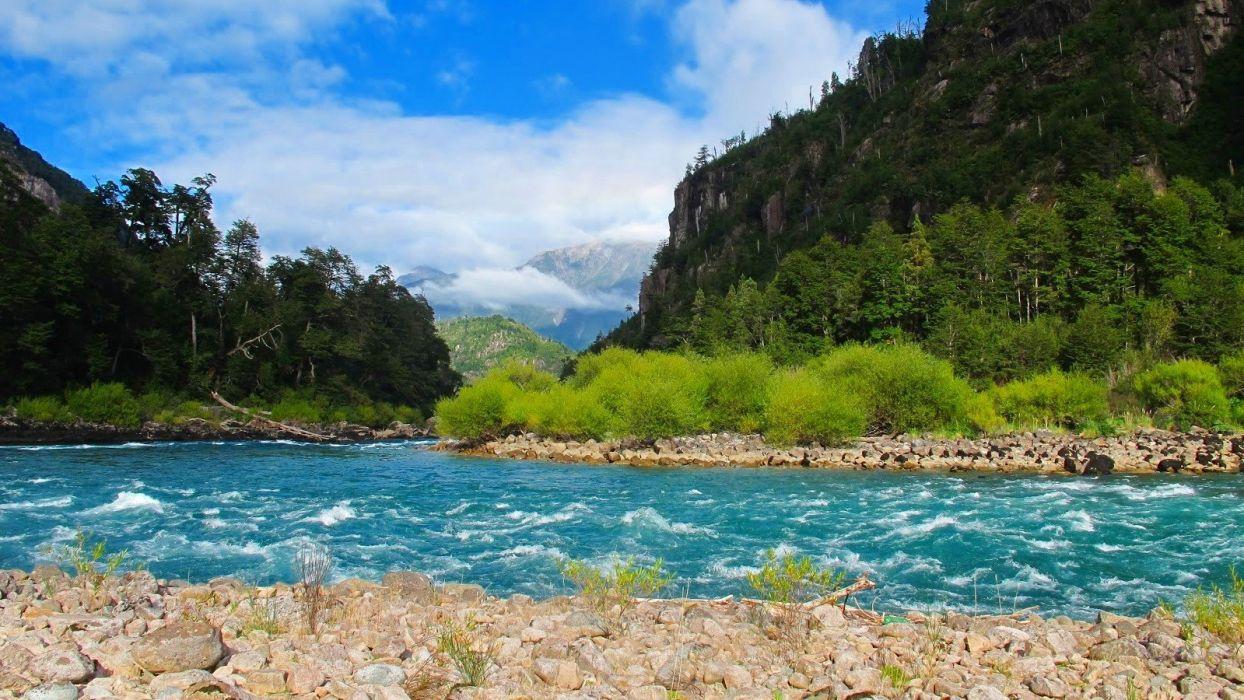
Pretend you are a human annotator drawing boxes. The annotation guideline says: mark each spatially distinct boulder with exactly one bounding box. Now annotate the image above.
[21,684,79,700]
[353,663,405,686]
[286,663,326,694]
[131,622,225,673]
[533,658,582,690]
[381,571,436,603]
[564,611,609,638]
[32,649,93,684]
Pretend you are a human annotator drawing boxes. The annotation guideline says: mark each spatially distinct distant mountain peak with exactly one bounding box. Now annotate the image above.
[523,239,657,293]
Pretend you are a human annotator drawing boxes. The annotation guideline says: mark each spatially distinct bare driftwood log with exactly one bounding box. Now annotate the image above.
[210,391,331,442]
[802,573,877,609]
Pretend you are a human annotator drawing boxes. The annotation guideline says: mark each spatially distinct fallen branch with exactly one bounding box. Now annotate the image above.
[803,573,877,609]
[210,391,332,442]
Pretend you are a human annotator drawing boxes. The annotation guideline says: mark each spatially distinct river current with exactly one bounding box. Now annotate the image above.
[1,440,1241,618]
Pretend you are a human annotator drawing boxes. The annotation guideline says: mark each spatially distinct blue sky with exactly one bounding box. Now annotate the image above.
[1,0,925,307]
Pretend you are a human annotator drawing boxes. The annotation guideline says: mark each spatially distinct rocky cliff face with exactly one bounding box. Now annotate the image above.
[0,123,88,210]
[1141,0,1237,123]
[629,0,1241,329]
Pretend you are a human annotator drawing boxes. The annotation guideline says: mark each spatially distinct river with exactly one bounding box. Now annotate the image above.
[2,440,1241,618]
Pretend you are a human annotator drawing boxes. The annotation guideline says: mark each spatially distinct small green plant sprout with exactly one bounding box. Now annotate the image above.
[437,615,493,687]
[46,531,133,591]
[747,549,845,606]
[1184,565,1244,643]
[881,663,913,689]
[240,597,284,636]
[559,557,673,619]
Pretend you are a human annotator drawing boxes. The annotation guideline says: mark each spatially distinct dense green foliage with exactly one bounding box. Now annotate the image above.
[656,173,1244,381]
[11,382,424,429]
[437,315,573,379]
[1,163,459,417]
[989,371,1110,430]
[436,346,1243,443]
[606,0,1243,383]
[1130,360,1232,429]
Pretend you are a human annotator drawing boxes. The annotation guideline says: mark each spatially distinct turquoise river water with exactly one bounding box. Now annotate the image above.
[1,440,1241,618]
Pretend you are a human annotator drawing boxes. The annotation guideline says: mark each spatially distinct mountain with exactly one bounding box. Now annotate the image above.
[437,315,574,379]
[405,239,657,350]
[397,265,455,291]
[524,239,656,297]
[605,0,1243,369]
[0,122,88,210]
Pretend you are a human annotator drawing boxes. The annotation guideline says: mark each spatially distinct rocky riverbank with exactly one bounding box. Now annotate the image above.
[2,567,1242,700]
[0,416,431,446]
[448,430,1244,475]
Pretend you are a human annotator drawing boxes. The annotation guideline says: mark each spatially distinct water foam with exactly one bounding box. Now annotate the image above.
[895,514,958,537]
[621,507,715,535]
[1066,509,1096,532]
[0,495,73,511]
[309,501,356,526]
[88,492,164,514]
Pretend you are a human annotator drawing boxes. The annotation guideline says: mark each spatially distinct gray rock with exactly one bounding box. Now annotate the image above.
[22,684,79,700]
[131,622,225,673]
[966,686,1008,700]
[353,663,405,686]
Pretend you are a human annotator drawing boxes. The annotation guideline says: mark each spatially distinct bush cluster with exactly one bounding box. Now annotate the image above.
[435,346,1244,445]
[9,383,423,429]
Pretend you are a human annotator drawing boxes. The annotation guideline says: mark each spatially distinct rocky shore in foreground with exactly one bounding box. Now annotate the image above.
[2,567,1242,700]
[0,416,431,446]
[450,430,1244,475]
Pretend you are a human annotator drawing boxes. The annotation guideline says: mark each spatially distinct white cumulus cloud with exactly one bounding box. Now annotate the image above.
[1,0,869,295]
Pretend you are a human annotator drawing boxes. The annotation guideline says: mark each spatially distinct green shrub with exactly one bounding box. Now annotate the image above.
[136,390,177,420]
[559,557,672,618]
[567,347,642,389]
[14,396,70,423]
[810,344,995,435]
[763,369,867,446]
[1185,566,1243,643]
[268,393,326,425]
[703,352,774,433]
[747,549,845,605]
[434,375,515,439]
[990,370,1110,429]
[393,405,424,425]
[1220,350,1244,399]
[586,352,708,440]
[1130,360,1231,429]
[513,385,615,440]
[435,363,557,439]
[64,383,143,427]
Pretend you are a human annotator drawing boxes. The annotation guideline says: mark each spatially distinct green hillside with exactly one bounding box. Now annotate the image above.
[605,0,1243,383]
[438,316,574,379]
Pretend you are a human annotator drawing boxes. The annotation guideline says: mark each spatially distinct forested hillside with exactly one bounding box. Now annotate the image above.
[0,154,459,418]
[607,0,1243,383]
[437,315,573,379]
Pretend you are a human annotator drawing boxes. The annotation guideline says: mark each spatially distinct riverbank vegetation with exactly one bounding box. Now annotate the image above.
[435,345,1244,444]
[7,382,426,429]
[1,164,459,420]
